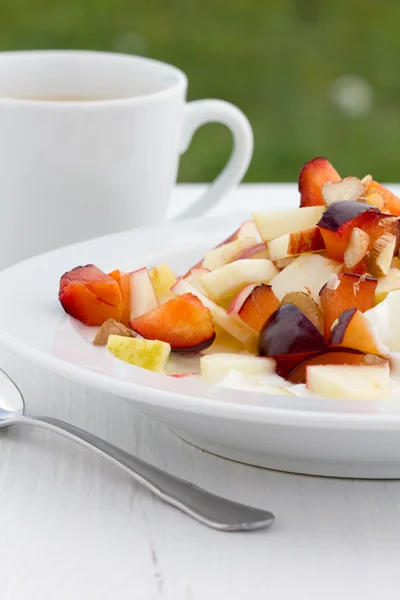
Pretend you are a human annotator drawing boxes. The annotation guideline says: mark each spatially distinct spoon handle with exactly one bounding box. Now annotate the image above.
[15,415,274,532]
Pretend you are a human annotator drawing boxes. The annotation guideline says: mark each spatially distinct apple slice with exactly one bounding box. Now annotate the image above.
[258,304,327,358]
[230,242,269,261]
[129,267,159,321]
[375,268,400,304]
[329,308,389,356]
[298,157,341,207]
[267,226,325,261]
[270,253,340,304]
[280,291,324,334]
[275,257,296,269]
[321,177,364,207]
[200,353,276,382]
[221,220,261,245]
[228,284,280,333]
[185,267,210,295]
[202,236,258,270]
[200,259,278,307]
[306,363,391,399]
[171,278,257,348]
[287,350,371,384]
[149,263,176,303]
[319,272,377,338]
[107,335,171,372]
[253,205,325,242]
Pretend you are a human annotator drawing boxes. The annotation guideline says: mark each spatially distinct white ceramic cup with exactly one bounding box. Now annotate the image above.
[0,50,253,269]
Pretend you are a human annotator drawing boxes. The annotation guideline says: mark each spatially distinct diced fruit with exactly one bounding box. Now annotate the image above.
[267,226,325,261]
[202,237,258,270]
[258,304,327,359]
[298,157,341,207]
[59,264,123,326]
[171,279,257,348]
[280,291,324,334]
[306,364,391,400]
[107,335,170,373]
[228,284,280,333]
[367,233,396,277]
[149,264,176,303]
[220,220,261,245]
[130,293,215,352]
[365,289,400,351]
[364,180,400,216]
[275,257,296,269]
[253,206,325,242]
[329,308,389,356]
[321,177,364,207]
[93,319,136,346]
[319,272,377,338]
[199,325,247,355]
[270,253,340,304]
[200,353,276,382]
[287,350,370,384]
[375,268,400,304]
[318,202,400,262]
[129,267,158,321]
[343,228,370,270]
[184,267,210,294]
[200,259,278,307]
[108,269,131,326]
[230,242,269,261]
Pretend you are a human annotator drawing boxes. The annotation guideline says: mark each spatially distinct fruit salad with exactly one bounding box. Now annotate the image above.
[58,157,400,401]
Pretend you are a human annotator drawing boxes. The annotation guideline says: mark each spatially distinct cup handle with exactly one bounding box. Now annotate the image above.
[173,100,253,220]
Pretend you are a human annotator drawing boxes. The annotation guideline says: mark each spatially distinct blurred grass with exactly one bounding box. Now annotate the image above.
[1,0,400,182]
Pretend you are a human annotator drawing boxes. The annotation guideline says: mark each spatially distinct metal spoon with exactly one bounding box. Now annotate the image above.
[0,369,274,531]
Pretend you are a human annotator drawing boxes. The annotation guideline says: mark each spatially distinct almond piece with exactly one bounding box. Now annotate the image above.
[344,227,370,269]
[322,177,365,207]
[93,319,136,346]
[367,233,397,278]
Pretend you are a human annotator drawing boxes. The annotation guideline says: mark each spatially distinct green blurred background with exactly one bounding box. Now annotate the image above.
[1,0,400,182]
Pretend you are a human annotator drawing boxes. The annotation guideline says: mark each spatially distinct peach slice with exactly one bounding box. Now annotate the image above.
[287,350,370,384]
[228,284,280,333]
[298,157,341,207]
[267,226,325,261]
[108,269,131,327]
[329,308,389,356]
[130,293,215,352]
[364,180,400,216]
[319,272,377,338]
[59,264,123,326]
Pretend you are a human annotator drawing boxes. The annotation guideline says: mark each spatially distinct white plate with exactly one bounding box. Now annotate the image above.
[2,211,400,479]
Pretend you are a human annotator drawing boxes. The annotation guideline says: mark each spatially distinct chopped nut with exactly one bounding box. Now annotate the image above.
[367,233,397,278]
[326,274,341,291]
[379,216,400,227]
[344,228,370,269]
[322,177,364,207]
[365,191,385,211]
[93,319,136,346]
[361,174,373,188]
[364,354,388,365]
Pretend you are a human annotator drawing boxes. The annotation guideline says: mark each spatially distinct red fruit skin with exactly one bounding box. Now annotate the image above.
[108,269,131,327]
[319,273,377,338]
[298,157,341,207]
[59,264,123,326]
[130,293,215,352]
[258,304,327,358]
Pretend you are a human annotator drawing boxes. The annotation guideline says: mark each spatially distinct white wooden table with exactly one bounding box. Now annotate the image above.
[2,184,400,600]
